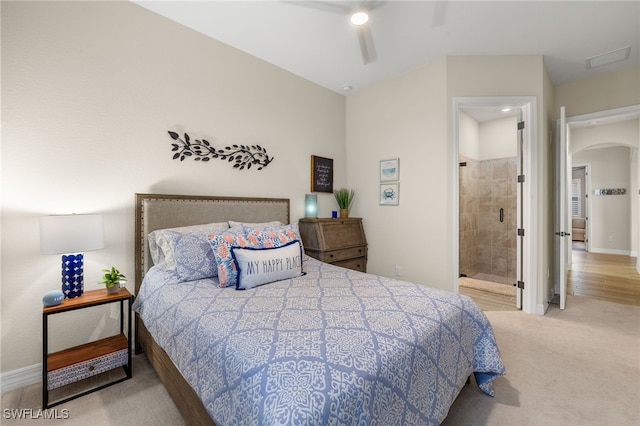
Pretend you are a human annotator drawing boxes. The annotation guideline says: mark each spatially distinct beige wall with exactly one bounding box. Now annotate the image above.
[555,67,640,117]
[346,55,552,314]
[459,111,480,160]
[479,116,517,160]
[1,1,345,373]
[346,59,450,287]
[573,146,632,253]
[571,119,639,152]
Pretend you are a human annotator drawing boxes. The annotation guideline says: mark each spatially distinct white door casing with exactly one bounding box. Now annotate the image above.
[453,96,538,314]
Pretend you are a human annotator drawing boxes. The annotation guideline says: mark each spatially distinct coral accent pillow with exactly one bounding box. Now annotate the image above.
[208,229,252,288]
[244,224,302,249]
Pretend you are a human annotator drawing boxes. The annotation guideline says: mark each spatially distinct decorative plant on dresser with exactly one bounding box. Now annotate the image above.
[298,217,367,272]
[333,188,355,218]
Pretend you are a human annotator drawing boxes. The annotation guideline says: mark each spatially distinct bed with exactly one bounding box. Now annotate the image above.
[133,193,505,425]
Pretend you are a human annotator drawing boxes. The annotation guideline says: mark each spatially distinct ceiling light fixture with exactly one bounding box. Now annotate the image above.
[342,85,353,92]
[501,107,512,113]
[350,11,369,26]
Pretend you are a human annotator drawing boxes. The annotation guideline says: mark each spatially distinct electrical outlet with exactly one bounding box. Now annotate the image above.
[395,266,401,276]
[608,235,614,242]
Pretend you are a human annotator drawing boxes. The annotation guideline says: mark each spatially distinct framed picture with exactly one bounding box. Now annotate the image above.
[380,158,399,181]
[380,182,399,205]
[310,155,333,193]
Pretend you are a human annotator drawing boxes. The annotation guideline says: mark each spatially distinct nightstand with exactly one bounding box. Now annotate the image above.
[42,288,133,408]
[299,217,368,272]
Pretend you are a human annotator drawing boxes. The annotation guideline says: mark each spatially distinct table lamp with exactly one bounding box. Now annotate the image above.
[40,214,105,299]
[305,194,318,218]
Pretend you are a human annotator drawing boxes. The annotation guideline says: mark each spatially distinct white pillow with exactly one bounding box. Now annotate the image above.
[148,222,230,269]
[232,240,303,290]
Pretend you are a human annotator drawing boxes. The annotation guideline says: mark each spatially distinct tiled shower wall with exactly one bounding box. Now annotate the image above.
[459,155,517,282]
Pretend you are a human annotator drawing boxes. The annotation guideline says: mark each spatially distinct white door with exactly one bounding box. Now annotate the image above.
[555,107,569,310]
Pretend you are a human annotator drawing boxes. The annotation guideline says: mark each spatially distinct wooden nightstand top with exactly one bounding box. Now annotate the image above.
[43,288,133,314]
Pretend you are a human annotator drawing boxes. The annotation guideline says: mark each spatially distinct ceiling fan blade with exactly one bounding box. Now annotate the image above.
[357,25,376,64]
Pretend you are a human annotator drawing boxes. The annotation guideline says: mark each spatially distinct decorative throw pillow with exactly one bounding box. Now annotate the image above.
[167,231,219,282]
[148,222,230,269]
[208,228,253,288]
[232,240,303,290]
[243,223,303,251]
[228,220,283,228]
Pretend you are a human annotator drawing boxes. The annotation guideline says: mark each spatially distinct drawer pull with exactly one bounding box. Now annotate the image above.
[329,254,334,258]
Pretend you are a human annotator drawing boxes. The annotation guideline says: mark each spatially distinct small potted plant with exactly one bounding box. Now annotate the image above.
[99,267,126,294]
[333,188,355,218]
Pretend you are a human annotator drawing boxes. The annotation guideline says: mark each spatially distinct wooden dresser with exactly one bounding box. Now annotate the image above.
[298,217,367,272]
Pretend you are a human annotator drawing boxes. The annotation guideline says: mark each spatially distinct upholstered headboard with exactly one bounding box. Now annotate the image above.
[134,193,290,296]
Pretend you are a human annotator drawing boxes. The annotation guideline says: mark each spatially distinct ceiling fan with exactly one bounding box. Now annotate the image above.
[285,1,385,65]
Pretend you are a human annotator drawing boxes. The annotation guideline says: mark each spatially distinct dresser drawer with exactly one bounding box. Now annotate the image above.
[318,246,367,263]
[333,256,367,272]
[47,349,128,390]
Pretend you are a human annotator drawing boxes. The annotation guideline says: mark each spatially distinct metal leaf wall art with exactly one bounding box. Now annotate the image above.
[168,131,274,171]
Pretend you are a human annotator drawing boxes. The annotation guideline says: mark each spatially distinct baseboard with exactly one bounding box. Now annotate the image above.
[1,363,41,394]
[539,286,555,315]
[536,301,550,315]
[590,248,631,256]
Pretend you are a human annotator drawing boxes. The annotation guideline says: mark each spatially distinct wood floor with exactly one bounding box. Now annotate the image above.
[568,251,640,306]
[460,251,640,311]
[458,277,519,311]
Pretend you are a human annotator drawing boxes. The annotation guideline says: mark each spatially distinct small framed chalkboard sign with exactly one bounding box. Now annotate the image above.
[310,155,333,193]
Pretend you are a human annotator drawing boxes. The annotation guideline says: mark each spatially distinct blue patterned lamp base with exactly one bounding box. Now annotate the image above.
[62,253,84,299]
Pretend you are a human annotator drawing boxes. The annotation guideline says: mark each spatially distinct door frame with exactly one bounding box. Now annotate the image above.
[556,104,640,303]
[453,96,538,315]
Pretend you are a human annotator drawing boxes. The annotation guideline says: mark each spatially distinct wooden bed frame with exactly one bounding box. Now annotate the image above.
[133,193,290,425]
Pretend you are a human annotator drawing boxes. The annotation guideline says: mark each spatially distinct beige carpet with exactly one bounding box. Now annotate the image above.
[2,294,639,425]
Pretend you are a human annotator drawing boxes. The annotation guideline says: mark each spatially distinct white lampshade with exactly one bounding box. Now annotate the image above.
[305,194,318,218]
[40,214,105,254]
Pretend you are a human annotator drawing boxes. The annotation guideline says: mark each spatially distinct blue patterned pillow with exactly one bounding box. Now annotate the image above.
[232,240,303,290]
[148,222,229,270]
[208,228,252,288]
[166,231,220,282]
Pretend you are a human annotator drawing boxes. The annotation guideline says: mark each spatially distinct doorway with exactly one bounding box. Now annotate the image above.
[555,104,640,307]
[457,113,518,305]
[570,164,589,253]
[453,96,537,314]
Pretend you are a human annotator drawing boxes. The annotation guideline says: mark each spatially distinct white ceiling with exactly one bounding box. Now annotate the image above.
[132,0,639,98]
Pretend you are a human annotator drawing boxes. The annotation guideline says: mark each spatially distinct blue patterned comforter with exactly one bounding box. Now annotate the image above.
[133,256,505,425]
